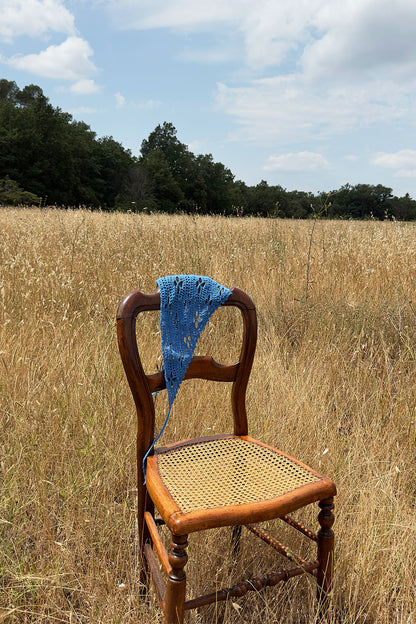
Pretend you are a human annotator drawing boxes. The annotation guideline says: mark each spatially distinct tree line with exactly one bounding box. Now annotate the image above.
[1,79,416,220]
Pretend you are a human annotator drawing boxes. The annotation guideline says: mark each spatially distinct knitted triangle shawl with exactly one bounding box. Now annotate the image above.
[142,275,231,481]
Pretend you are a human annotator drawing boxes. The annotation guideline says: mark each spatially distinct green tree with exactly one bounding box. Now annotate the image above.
[287,190,314,219]
[141,150,184,213]
[194,154,235,214]
[0,80,136,207]
[228,179,249,215]
[0,79,20,102]
[246,181,289,217]
[92,136,135,207]
[116,165,154,211]
[139,122,237,214]
[0,176,40,205]
[141,123,194,185]
[389,193,416,220]
[328,184,393,219]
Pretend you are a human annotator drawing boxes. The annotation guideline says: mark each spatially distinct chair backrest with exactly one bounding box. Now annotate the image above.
[116,284,257,468]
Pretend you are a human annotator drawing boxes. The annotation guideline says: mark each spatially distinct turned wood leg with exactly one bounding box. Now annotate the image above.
[138,487,153,598]
[165,534,188,624]
[317,497,335,617]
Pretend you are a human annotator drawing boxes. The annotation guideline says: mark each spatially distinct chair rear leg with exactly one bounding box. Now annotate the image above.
[231,525,242,560]
[316,497,335,618]
[165,533,188,624]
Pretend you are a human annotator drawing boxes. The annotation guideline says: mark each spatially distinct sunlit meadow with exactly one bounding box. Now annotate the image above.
[1,208,415,623]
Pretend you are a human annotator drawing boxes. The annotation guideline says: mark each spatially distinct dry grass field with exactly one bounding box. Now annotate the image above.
[1,208,415,623]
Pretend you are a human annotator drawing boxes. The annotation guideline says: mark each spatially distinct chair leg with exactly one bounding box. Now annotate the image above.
[316,497,335,618]
[138,488,153,598]
[165,534,188,624]
[231,525,242,560]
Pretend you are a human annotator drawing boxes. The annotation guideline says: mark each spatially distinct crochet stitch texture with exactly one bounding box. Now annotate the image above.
[156,274,231,409]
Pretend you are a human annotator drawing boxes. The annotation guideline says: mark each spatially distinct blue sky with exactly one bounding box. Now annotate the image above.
[1,0,416,198]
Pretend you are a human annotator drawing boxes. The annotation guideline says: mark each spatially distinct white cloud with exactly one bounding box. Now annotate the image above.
[301,0,416,82]
[105,0,416,76]
[116,0,321,68]
[186,139,202,153]
[70,79,99,95]
[105,0,416,145]
[264,151,330,172]
[240,0,324,69]
[134,99,162,110]
[372,150,416,178]
[106,0,244,30]
[0,0,75,41]
[177,44,240,65]
[115,92,126,108]
[6,36,98,81]
[69,106,97,116]
[107,0,323,68]
[216,76,411,143]
[107,0,416,74]
[113,93,161,110]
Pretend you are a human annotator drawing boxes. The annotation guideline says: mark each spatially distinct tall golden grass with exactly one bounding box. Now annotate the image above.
[1,208,415,623]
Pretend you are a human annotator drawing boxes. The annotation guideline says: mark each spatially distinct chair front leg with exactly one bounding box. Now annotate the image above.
[317,497,335,617]
[138,487,154,598]
[165,533,188,624]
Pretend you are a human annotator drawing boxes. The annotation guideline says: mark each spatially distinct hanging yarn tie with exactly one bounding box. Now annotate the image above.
[142,275,231,482]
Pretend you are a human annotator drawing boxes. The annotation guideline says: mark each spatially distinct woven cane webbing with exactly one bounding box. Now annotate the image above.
[156,437,320,514]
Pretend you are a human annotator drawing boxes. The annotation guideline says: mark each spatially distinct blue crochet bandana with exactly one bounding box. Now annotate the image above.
[142,275,231,481]
[157,275,231,408]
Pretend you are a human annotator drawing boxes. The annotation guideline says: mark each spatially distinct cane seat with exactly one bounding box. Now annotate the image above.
[147,435,332,534]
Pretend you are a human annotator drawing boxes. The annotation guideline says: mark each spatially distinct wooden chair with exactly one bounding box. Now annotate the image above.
[116,283,336,624]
